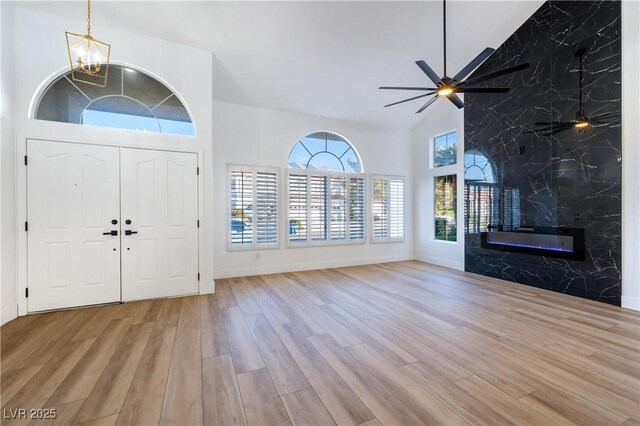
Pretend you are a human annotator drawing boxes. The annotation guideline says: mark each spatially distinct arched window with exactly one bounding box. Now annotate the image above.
[464,150,495,183]
[34,65,194,136]
[288,132,362,173]
[287,131,365,245]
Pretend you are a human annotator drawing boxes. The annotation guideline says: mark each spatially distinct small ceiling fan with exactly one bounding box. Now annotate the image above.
[379,0,530,113]
[529,48,617,136]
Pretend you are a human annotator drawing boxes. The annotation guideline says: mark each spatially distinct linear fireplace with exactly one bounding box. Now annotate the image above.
[480,227,585,261]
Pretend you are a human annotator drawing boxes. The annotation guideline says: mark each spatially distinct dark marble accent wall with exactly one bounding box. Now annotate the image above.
[464,0,622,305]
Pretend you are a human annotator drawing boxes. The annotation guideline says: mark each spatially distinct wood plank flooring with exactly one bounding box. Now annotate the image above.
[2,261,639,425]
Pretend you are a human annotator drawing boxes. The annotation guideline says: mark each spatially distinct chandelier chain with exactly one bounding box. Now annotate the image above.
[87,0,91,35]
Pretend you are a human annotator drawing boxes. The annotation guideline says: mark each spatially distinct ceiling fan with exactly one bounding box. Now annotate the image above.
[529,48,617,136]
[379,0,530,113]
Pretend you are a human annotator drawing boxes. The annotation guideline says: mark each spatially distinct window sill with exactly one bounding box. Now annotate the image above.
[226,244,280,252]
[285,239,366,249]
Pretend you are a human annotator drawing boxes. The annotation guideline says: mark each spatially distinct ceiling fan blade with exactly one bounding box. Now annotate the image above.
[447,93,464,109]
[384,92,434,108]
[379,86,437,91]
[415,96,439,114]
[415,60,443,86]
[463,62,530,86]
[457,87,510,93]
[451,47,496,84]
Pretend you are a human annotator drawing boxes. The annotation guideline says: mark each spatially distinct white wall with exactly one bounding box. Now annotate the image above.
[212,101,414,278]
[412,101,465,270]
[621,0,640,311]
[1,6,213,323]
[1,1,16,324]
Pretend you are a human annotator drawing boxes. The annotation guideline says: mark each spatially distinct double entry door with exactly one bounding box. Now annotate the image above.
[27,140,199,312]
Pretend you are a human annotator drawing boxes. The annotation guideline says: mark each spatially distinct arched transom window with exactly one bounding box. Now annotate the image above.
[34,65,194,136]
[288,132,362,173]
[464,150,495,183]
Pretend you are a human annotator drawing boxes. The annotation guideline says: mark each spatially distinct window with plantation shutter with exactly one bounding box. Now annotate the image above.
[372,175,405,242]
[288,174,308,242]
[287,170,365,246]
[228,165,279,250]
[349,177,365,240]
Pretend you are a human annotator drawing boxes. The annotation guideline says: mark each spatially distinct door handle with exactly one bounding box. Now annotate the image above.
[125,230,138,236]
[103,230,118,236]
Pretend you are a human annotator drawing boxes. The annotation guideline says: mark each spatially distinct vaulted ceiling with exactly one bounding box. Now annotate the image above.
[18,1,545,130]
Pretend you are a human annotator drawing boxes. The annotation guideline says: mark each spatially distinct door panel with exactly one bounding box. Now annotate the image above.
[121,148,199,301]
[27,140,121,312]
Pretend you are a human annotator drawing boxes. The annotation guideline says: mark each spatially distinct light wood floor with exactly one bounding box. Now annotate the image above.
[2,261,639,426]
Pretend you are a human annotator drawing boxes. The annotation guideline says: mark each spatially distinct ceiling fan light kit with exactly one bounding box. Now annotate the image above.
[379,0,530,113]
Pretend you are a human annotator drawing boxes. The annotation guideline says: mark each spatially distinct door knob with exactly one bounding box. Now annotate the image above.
[125,219,132,225]
[111,219,118,225]
[103,230,118,236]
[125,230,138,235]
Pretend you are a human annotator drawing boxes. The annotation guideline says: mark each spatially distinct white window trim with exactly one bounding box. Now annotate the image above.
[370,174,405,243]
[227,164,280,252]
[431,128,458,169]
[432,172,458,244]
[286,169,366,248]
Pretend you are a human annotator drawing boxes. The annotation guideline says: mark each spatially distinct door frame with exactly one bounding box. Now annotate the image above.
[16,132,206,316]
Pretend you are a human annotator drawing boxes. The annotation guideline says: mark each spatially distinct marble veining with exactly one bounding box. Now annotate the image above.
[464,0,622,305]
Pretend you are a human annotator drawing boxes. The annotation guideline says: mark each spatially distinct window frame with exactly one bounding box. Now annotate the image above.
[433,173,458,243]
[226,164,280,252]
[431,129,458,169]
[287,130,364,174]
[370,175,405,243]
[32,63,196,137]
[285,169,366,248]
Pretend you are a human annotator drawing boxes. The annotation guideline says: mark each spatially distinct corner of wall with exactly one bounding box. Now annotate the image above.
[622,0,640,311]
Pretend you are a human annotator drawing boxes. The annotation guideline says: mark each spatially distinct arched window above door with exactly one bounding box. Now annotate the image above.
[34,65,194,136]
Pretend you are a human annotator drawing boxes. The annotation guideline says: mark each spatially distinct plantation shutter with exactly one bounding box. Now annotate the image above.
[372,175,405,242]
[310,175,328,241]
[228,165,279,250]
[389,178,404,239]
[372,178,389,240]
[256,170,278,246]
[229,168,254,246]
[349,177,365,240]
[288,174,308,242]
[330,176,347,240]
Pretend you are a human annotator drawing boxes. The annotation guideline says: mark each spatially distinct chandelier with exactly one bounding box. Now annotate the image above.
[65,0,111,87]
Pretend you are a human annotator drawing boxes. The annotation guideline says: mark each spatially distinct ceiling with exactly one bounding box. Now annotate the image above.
[17,1,545,130]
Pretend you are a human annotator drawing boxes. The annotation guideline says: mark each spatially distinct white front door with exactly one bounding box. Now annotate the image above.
[27,140,121,312]
[121,148,199,301]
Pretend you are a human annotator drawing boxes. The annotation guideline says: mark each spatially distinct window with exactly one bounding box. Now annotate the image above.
[287,132,365,246]
[433,131,457,168]
[228,165,278,250]
[371,176,405,242]
[288,132,362,173]
[34,65,194,136]
[434,174,457,241]
[287,171,365,245]
[464,150,497,234]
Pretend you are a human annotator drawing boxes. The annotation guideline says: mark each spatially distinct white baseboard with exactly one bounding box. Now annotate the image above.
[622,295,640,311]
[1,304,18,326]
[415,253,464,271]
[214,254,414,279]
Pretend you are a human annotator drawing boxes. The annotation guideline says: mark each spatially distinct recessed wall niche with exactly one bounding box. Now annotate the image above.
[464,0,622,305]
